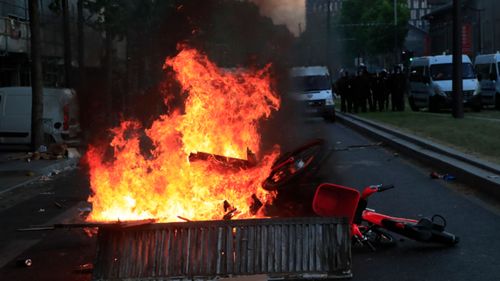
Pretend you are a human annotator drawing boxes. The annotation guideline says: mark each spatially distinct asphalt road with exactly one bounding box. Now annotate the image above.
[1,118,500,280]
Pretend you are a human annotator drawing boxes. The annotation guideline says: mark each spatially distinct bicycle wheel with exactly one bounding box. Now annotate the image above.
[365,227,397,248]
[262,138,326,191]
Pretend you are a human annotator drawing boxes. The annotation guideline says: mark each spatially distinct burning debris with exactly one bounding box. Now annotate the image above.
[188,148,257,170]
[86,47,281,223]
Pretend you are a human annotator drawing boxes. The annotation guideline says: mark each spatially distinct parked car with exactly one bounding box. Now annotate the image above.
[0,87,80,144]
[289,66,336,122]
[408,55,481,112]
[474,53,500,109]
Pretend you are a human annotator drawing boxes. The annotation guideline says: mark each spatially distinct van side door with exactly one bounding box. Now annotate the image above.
[475,63,495,106]
[0,92,31,144]
[409,66,429,107]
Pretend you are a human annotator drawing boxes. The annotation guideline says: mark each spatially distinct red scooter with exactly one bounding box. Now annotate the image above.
[312,183,459,249]
[263,139,459,249]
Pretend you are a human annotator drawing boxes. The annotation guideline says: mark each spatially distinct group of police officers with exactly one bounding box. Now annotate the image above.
[334,65,407,113]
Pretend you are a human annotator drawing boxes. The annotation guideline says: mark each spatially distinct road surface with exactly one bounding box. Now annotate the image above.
[1,118,499,280]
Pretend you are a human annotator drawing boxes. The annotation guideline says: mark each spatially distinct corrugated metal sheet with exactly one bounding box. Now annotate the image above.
[92,217,351,280]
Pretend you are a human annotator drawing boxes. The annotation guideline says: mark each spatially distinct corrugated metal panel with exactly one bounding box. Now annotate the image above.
[92,217,351,280]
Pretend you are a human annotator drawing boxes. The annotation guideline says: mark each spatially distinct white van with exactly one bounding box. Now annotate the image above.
[474,53,500,108]
[408,55,481,112]
[0,87,80,144]
[289,66,335,121]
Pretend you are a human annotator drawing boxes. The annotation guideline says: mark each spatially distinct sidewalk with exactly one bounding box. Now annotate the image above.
[336,111,500,200]
[0,151,81,196]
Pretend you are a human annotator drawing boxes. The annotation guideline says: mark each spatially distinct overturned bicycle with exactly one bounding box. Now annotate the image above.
[262,138,460,250]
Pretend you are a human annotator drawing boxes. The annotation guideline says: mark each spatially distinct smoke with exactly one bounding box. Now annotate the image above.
[249,0,305,36]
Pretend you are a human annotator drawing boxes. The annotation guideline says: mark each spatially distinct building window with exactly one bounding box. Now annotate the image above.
[421,0,427,9]
[413,0,419,8]
[411,9,416,20]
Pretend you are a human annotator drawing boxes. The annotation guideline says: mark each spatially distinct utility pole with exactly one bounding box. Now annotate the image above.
[29,0,44,149]
[452,0,464,118]
[326,0,332,70]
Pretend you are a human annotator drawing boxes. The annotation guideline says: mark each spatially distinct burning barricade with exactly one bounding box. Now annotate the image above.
[83,47,351,280]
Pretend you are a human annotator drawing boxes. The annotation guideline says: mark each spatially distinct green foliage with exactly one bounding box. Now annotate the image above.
[338,0,409,56]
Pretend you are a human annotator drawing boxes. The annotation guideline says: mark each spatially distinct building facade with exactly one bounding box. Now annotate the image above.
[302,0,344,70]
[0,0,109,87]
[0,0,31,86]
[425,0,500,57]
[405,0,437,56]
[407,0,433,30]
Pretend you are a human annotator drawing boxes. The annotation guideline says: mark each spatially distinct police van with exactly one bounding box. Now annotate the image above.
[289,66,335,122]
[474,53,500,109]
[408,55,481,112]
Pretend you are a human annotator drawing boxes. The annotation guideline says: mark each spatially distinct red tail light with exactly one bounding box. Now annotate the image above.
[63,105,69,130]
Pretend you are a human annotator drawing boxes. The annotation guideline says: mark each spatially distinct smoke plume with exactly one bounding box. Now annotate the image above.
[250,0,305,36]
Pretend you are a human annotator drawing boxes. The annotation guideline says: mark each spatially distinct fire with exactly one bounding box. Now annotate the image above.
[86,47,281,222]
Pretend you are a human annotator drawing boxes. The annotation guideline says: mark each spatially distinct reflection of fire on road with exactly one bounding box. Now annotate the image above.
[85,46,281,223]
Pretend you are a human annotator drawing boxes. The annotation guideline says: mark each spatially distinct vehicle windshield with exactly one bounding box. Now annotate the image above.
[430,63,475,81]
[291,75,331,92]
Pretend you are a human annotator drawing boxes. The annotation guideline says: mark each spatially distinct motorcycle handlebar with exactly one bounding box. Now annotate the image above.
[377,184,395,192]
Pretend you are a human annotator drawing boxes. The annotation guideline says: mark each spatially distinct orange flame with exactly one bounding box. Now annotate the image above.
[86,47,281,222]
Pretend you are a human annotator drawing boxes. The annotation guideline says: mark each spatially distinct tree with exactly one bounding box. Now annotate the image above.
[84,0,127,124]
[338,0,410,59]
[29,0,44,150]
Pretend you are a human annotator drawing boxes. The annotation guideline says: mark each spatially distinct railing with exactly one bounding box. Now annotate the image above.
[92,217,352,280]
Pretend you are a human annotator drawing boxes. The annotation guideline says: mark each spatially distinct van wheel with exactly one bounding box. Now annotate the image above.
[496,93,500,110]
[409,96,419,111]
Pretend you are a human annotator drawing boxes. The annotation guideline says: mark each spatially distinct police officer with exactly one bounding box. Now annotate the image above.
[357,66,372,113]
[335,70,350,113]
[373,70,388,111]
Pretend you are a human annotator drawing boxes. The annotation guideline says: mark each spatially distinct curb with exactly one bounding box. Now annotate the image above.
[336,112,500,200]
[0,157,80,196]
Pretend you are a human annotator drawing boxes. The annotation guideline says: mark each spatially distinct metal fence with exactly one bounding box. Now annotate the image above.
[92,217,352,280]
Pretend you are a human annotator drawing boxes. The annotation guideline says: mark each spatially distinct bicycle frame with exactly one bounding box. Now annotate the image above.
[362,210,418,228]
